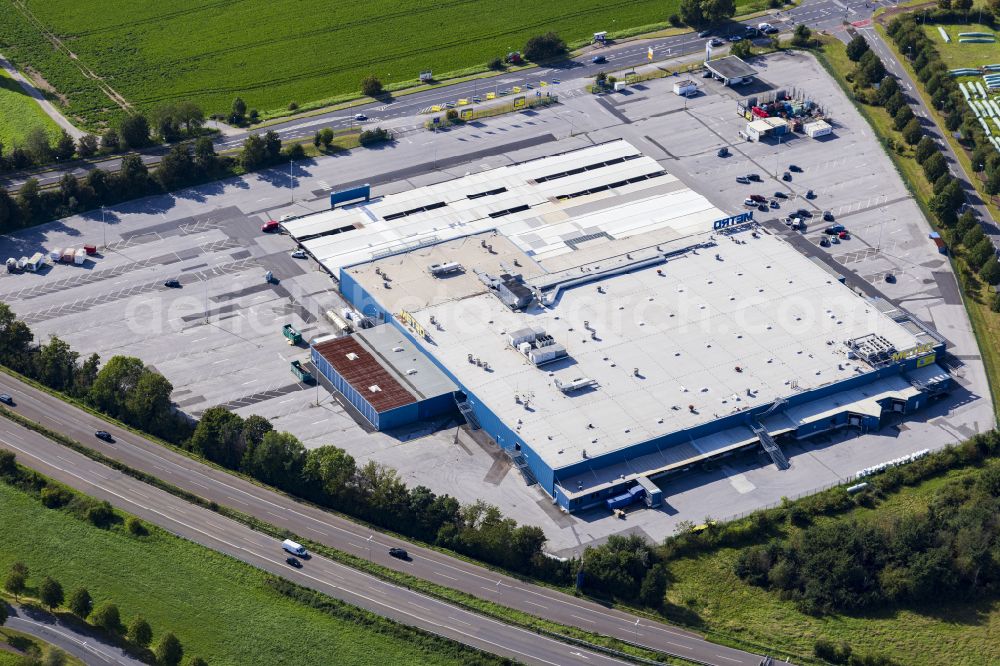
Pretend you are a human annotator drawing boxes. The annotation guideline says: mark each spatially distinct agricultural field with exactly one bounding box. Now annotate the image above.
[0,67,61,148]
[0,480,487,666]
[0,0,769,128]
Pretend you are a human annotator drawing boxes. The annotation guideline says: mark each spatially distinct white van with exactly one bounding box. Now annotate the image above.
[281,539,307,557]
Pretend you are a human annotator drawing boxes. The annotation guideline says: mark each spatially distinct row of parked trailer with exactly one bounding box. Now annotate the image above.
[5,244,97,274]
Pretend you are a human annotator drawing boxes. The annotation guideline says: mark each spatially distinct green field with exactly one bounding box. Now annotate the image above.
[924,21,1000,69]
[0,67,61,148]
[0,480,490,666]
[663,466,1000,665]
[0,0,770,127]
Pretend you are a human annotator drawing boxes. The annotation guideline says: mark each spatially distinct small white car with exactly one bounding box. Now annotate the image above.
[291,250,307,259]
[354,113,368,121]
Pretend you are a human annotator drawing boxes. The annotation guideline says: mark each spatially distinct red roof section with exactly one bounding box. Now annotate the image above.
[313,336,415,412]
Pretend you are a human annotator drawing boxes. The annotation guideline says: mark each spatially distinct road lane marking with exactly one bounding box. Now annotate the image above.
[571,614,596,624]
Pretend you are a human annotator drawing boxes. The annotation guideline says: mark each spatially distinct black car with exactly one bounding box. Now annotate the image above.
[789,164,803,173]
[773,191,788,199]
[0,393,13,406]
[286,557,302,568]
[389,547,409,560]
[736,176,750,184]
[591,55,607,64]
[757,203,768,212]
[95,430,114,442]
[819,238,831,247]
[747,173,761,182]
[885,273,896,283]
[717,147,730,157]
[782,171,791,181]
[698,29,712,37]
[164,279,181,288]
[806,189,816,199]
[796,209,813,218]
[727,34,743,42]
[823,211,835,221]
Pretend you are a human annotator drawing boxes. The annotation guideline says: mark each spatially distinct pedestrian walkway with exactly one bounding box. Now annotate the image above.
[0,53,85,139]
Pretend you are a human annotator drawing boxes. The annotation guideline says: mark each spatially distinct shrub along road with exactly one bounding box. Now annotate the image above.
[0,372,789,666]
[3,603,142,666]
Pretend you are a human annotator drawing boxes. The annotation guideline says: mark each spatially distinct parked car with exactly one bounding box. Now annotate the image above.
[764,26,779,34]
[831,236,840,244]
[819,238,831,247]
[773,191,788,199]
[749,194,766,203]
[885,273,896,283]
[782,171,792,181]
[592,55,607,64]
[789,164,803,172]
[746,173,761,182]
[0,394,13,406]
[698,29,713,37]
[796,209,814,218]
[806,189,816,199]
[163,279,181,288]
[824,224,845,234]
[838,231,850,240]
[702,69,714,78]
[727,34,743,42]
[758,203,769,212]
[736,176,750,184]
[709,38,724,47]
[286,557,302,568]
[769,199,779,208]
[291,249,307,259]
[823,210,835,221]
[717,147,730,157]
[95,430,114,442]
[261,220,280,233]
[743,198,757,207]
[389,547,409,560]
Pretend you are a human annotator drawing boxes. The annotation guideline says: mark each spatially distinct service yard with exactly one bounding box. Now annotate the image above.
[0,48,991,555]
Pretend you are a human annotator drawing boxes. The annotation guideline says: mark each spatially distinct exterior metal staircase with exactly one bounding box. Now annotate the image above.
[751,423,790,470]
[506,450,538,486]
[455,398,481,430]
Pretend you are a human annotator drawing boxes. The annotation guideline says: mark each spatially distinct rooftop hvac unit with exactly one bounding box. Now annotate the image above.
[428,261,463,276]
[555,377,597,393]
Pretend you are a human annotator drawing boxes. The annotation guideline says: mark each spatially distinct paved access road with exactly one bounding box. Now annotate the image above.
[0,0,893,192]
[0,374,791,666]
[4,603,144,666]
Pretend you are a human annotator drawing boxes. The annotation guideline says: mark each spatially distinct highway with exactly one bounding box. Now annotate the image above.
[0,410,628,666]
[0,373,790,666]
[1,0,894,192]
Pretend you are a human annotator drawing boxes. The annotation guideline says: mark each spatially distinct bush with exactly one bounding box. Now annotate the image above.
[487,57,504,71]
[126,516,148,536]
[523,32,567,62]
[68,587,92,619]
[155,632,183,666]
[40,484,73,508]
[668,13,682,26]
[90,602,121,633]
[359,127,391,146]
[85,500,115,527]
[128,615,153,647]
[361,75,384,97]
[288,101,298,111]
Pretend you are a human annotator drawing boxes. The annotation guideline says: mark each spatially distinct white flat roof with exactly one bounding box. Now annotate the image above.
[362,227,925,470]
[284,140,725,275]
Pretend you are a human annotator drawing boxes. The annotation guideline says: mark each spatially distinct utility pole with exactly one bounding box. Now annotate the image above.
[289,159,295,205]
[101,206,107,249]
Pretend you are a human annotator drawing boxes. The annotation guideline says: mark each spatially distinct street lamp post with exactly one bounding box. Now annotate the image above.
[367,534,374,560]
[289,159,295,205]
[101,206,107,249]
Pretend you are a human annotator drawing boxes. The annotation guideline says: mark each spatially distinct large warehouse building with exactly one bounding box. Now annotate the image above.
[284,141,950,512]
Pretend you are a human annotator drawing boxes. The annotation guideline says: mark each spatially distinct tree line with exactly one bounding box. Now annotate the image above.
[0,308,565,582]
[878,16,1000,302]
[0,101,205,176]
[0,456,205,666]
[843,25,1000,302]
[0,128,300,235]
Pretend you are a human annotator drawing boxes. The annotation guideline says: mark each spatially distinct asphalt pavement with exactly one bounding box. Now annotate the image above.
[3,603,144,666]
[0,373,791,666]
